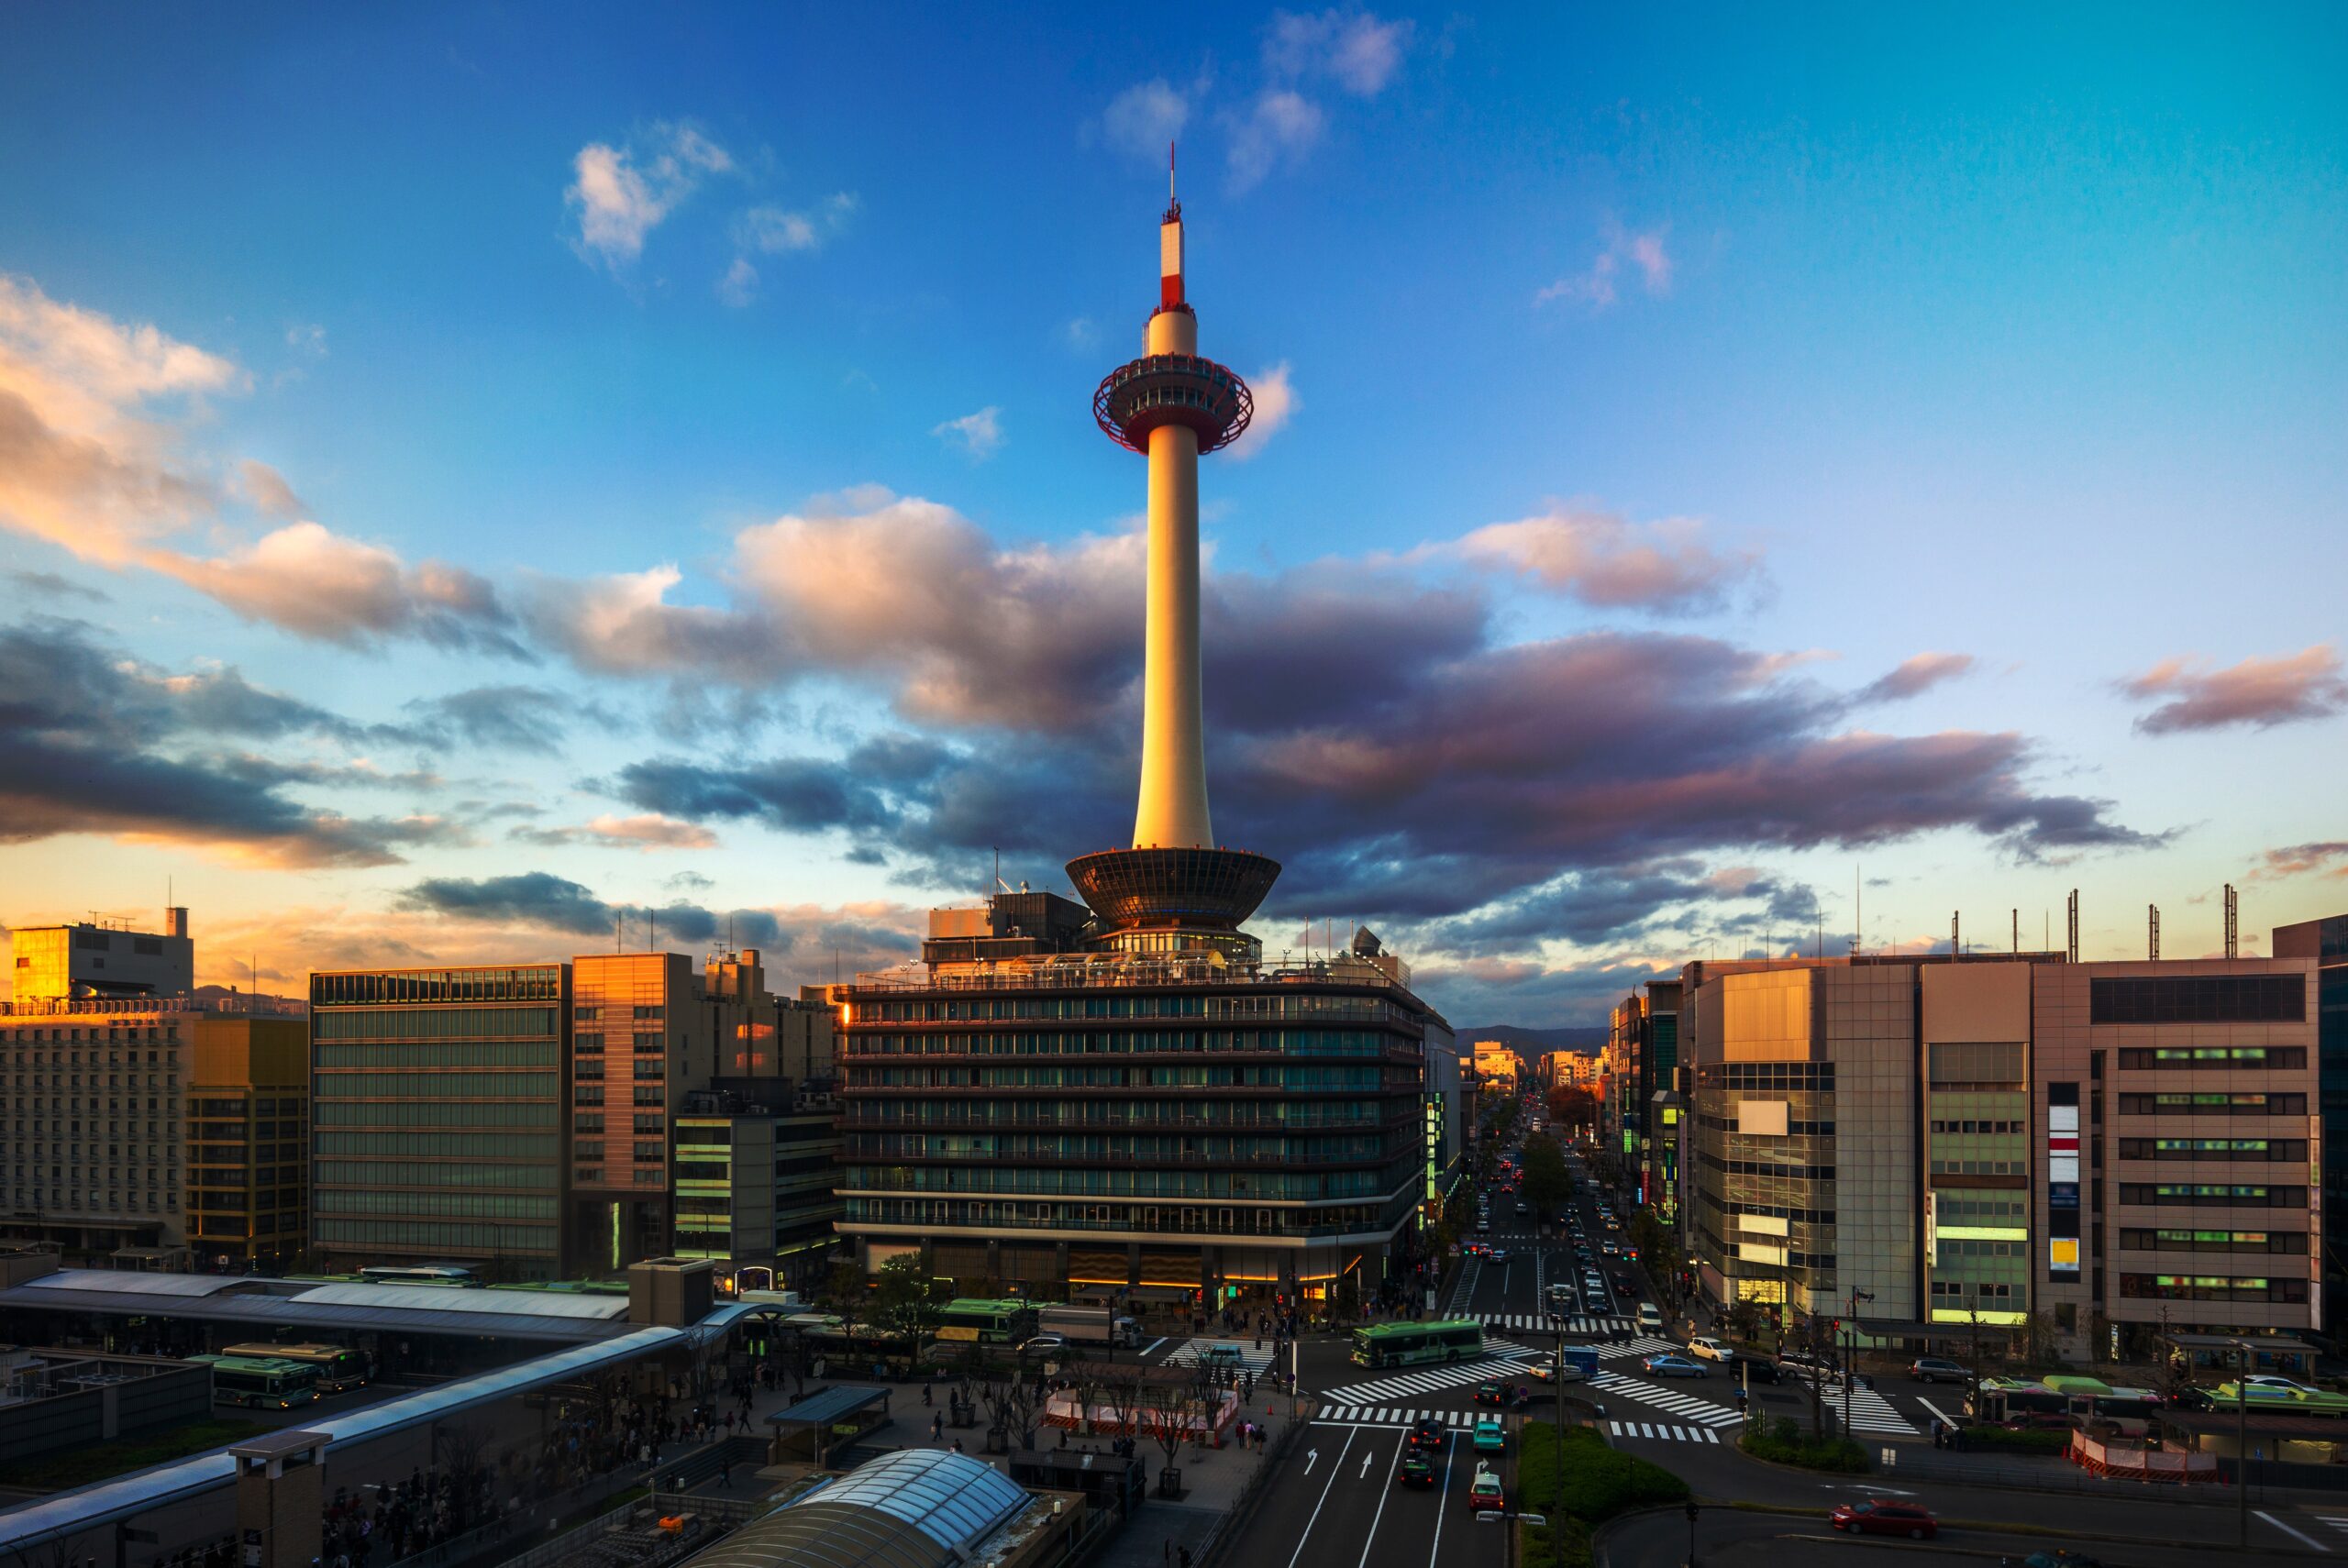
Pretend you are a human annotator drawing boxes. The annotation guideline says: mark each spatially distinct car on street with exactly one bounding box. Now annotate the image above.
[1473,1417,1506,1452]
[1473,1381,1530,1408]
[1687,1335,1733,1362]
[1829,1500,1938,1539]
[1527,1362,1585,1384]
[1475,1215,1490,1232]
[2021,1551,2101,1568]
[2244,1375,2321,1397]
[1908,1357,1968,1384]
[1514,1201,1529,1215]
[1467,1461,1505,1510]
[1485,1247,1510,1264]
[1778,1350,1831,1377]
[1409,1417,1447,1452]
[1398,1452,1435,1488]
[1643,1353,1708,1378]
[1736,1357,1783,1385]
[1019,1333,1069,1359]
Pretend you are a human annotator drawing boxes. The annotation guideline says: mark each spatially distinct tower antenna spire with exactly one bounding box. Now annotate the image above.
[1170,139,1177,203]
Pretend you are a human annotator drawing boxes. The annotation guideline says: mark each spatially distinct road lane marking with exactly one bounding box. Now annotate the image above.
[1286,1426,1358,1568]
[1306,1447,1320,1474]
[1357,1431,1404,1568]
[1141,1336,1168,1356]
[1917,1397,1955,1430]
[1360,1448,1375,1478]
[1427,1430,1456,1568]
[2259,1512,2328,1551]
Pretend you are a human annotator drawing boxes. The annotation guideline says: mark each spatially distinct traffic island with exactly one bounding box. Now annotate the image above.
[1738,1414,1869,1473]
[1516,1421,1689,1566]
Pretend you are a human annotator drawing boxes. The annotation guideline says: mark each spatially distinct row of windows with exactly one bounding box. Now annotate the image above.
[1697,1064,1835,1090]
[2115,1047,2307,1070]
[1721,1201,1837,1226]
[312,969,563,1006]
[1931,1121,2025,1136]
[2117,1273,2309,1302]
[1930,1158,2028,1176]
[0,1029,177,1045]
[1699,1152,1836,1182]
[314,1072,558,1099]
[2118,1183,2307,1208]
[316,1188,559,1219]
[2117,1092,2308,1116]
[841,1029,1406,1059]
[315,1042,558,1068]
[842,1162,1412,1202]
[2116,1138,2308,1162]
[847,1065,1395,1089]
[2090,975,2306,1024]
[1929,1280,2016,1299]
[853,993,1410,1024]
[312,1006,559,1042]
[1937,1240,2024,1258]
[841,1193,1407,1236]
[1935,1197,2027,1221]
[316,1160,557,1188]
[839,1101,1396,1130]
[316,1132,559,1159]
[314,1216,557,1250]
[314,1099,558,1128]
[845,1132,1397,1164]
[2117,1228,2307,1254]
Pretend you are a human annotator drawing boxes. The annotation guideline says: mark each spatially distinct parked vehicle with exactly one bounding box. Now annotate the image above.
[1908,1357,1968,1384]
[1829,1500,1937,1540]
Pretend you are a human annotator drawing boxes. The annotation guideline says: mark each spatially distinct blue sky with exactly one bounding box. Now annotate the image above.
[2,4,2342,1021]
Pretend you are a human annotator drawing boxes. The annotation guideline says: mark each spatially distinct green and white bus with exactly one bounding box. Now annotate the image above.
[939,1297,1039,1345]
[1351,1320,1485,1368]
[222,1342,371,1394]
[193,1355,321,1409]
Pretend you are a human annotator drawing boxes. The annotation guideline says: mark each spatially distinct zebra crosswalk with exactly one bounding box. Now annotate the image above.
[1161,1338,1280,1374]
[1822,1380,1920,1436]
[1608,1419,1723,1445]
[1315,1405,1488,1428]
[1472,1312,1634,1335]
[1320,1353,1538,1407]
[1588,1370,1744,1428]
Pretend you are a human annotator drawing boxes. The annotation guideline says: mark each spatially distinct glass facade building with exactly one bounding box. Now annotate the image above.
[310,966,569,1278]
[835,961,1447,1307]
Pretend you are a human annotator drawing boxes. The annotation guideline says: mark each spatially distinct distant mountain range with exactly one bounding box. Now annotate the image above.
[1458,1024,1608,1053]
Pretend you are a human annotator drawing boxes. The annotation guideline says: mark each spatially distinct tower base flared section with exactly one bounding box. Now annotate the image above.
[1065,847,1280,962]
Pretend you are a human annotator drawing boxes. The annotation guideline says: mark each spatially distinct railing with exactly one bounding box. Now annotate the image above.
[847,958,1417,999]
[0,994,305,1017]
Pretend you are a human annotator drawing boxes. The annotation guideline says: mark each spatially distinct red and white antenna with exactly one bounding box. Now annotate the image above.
[1160,141,1185,311]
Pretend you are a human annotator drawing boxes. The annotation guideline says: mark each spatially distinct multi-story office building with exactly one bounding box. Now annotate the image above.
[836,930,1448,1310]
[309,965,570,1279]
[0,994,302,1265]
[1424,1041,1467,1226]
[1680,951,2320,1357]
[2275,911,2348,1332]
[673,1083,843,1290]
[311,947,827,1279]
[1471,1041,1519,1093]
[7,909,193,1001]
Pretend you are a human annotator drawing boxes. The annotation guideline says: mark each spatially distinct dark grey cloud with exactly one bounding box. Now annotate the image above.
[0,616,457,867]
[404,686,590,756]
[1855,652,1974,704]
[4,569,108,602]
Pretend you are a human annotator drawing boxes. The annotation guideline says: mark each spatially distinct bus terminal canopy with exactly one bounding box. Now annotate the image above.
[0,1269,637,1343]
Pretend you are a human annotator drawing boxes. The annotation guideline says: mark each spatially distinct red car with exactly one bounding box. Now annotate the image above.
[1830,1500,1938,1540]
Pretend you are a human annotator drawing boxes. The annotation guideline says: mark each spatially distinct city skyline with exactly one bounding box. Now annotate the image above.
[4,6,2345,1023]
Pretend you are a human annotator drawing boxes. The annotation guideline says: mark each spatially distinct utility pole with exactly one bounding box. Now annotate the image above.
[2237,1338,2251,1551]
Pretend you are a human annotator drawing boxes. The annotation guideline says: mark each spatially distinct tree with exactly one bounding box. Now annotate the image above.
[433,1417,492,1529]
[872,1254,941,1345]
[979,1354,1043,1452]
[1723,1296,1763,1345]
[824,1259,869,1353]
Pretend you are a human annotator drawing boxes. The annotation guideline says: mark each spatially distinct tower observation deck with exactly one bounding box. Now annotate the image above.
[1068,160,1279,960]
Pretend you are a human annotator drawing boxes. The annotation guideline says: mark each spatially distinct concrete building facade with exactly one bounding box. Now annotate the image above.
[6,910,193,1002]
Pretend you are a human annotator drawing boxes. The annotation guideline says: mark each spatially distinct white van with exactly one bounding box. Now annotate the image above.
[1637,1303,1664,1332]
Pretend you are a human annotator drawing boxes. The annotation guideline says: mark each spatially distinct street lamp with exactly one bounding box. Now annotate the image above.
[1842,1288,1874,1441]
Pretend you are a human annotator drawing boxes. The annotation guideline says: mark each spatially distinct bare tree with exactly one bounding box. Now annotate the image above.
[980,1358,1043,1452]
[434,1416,492,1529]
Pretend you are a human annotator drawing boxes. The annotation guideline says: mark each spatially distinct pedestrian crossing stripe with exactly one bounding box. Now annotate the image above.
[1161,1338,1280,1374]
[1474,1313,1634,1333]
[1608,1419,1722,1444]
[1320,1354,1542,1406]
[2314,1517,2348,1533]
[1826,1381,1920,1436]
[1587,1370,1744,1427]
[1315,1406,1485,1428]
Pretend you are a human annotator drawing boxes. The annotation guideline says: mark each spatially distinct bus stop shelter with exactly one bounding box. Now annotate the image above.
[766,1385,892,1467]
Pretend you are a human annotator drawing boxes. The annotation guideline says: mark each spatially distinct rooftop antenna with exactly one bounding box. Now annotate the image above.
[1952,911,1961,957]
[1853,865,1861,957]
[2066,889,2079,964]
[649,909,657,953]
[2147,902,2160,961]
[2224,883,2239,959]
[1170,139,1178,205]
[2011,908,2019,955]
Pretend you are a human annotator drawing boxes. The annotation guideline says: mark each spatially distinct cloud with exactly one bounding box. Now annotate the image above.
[567,122,734,269]
[1224,362,1297,459]
[285,324,327,357]
[1102,78,1191,159]
[0,614,461,867]
[718,193,856,305]
[1443,504,1758,613]
[716,257,759,308]
[4,569,106,602]
[1857,652,1976,703]
[1225,90,1325,192]
[2252,841,2348,881]
[0,273,240,563]
[1063,317,1099,350]
[149,520,526,655]
[1536,223,1674,310]
[2121,646,2348,734]
[932,406,1004,460]
[511,812,719,851]
[403,686,587,755]
[1264,9,1413,95]
[391,872,920,975]
[236,459,305,519]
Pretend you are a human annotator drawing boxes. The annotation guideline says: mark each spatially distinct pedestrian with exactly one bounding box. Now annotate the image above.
[1163,1540,1171,1568]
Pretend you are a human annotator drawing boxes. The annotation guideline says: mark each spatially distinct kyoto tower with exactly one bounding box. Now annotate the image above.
[1068,156,1280,960]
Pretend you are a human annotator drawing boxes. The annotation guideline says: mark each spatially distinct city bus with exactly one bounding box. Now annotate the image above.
[222,1342,371,1394]
[1351,1320,1485,1369]
[1966,1376,2166,1425]
[192,1355,320,1409]
[358,1264,482,1288]
[938,1298,1039,1345]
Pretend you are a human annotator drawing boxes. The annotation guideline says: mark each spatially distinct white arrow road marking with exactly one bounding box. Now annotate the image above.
[1305,1448,1320,1474]
[1286,1428,1357,1568]
[1360,1449,1375,1478]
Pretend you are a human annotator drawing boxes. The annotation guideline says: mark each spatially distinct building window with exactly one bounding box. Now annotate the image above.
[2091,976,2305,1024]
